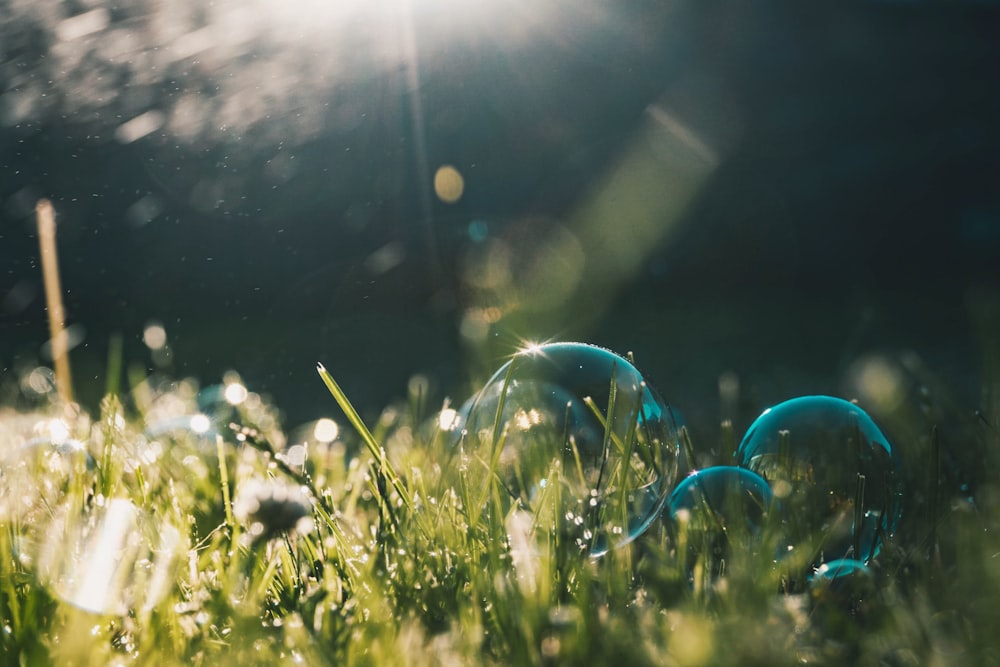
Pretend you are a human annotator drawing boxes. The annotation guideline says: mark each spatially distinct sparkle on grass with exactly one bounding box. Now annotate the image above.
[437,408,459,431]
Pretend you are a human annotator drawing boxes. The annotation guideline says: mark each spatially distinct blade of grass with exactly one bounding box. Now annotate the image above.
[104,333,123,398]
[317,363,414,516]
[852,473,865,560]
[217,434,238,546]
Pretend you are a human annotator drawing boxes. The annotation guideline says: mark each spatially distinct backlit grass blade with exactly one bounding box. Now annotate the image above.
[317,362,414,515]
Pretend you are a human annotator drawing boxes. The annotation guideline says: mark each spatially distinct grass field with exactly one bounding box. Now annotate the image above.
[2,346,999,666]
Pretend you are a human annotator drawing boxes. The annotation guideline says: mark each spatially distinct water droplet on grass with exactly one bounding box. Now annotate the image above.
[735,395,902,564]
[461,342,680,556]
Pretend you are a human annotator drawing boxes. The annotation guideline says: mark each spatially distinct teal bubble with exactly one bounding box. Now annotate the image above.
[18,437,94,470]
[467,219,489,242]
[735,396,902,564]
[667,466,775,582]
[461,342,680,557]
[811,558,872,584]
[808,558,876,615]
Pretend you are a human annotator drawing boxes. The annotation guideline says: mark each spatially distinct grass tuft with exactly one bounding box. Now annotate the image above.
[0,357,998,665]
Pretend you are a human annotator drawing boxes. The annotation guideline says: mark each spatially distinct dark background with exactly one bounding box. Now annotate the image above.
[2,0,998,444]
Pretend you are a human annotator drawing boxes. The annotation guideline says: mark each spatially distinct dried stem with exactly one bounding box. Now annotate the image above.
[36,199,74,404]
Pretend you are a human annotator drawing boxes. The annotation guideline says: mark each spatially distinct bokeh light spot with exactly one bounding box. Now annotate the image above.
[143,321,167,350]
[56,8,110,42]
[189,414,212,434]
[223,383,248,406]
[286,444,307,467]
[437,408,459,431]
[467,219,488,242]
[115,110,165,144]
[434,164,464,204]
[46,419,70,445]
[22,367,56,397]
[849,356,905,412]
[313,418,340,443]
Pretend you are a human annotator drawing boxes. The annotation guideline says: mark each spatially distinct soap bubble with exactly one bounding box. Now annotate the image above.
[734,396,902,564]
[808,558,876,617]
[145,413,220,444]
[142,377,280,455]
[0,432,96,566]
[11,438,95,498]
[460,342,680,556]
[39,497,182,616]
[666,466,775,583]
[140,377,223,450]
[810,558,873,586]
[15,436,94,471]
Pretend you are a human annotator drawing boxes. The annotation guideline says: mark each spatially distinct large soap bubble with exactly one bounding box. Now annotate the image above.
[734,395,902,564]
[460,342,680,556]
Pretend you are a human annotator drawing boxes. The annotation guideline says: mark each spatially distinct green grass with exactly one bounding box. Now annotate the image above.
[1,358,999,666]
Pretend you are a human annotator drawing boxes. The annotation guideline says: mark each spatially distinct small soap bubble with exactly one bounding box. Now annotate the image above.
[461,342,680,557]
[811,558,872,585]
[18,436,94,470]
[808,558,876,616]
[734,395,902,565]
[144,377,279,455]
[0,427,90,488]
[666,466,775,583]
[197,383,240,424]
[1,434,96,565]
[142,378,224,451]
[146,413,218,440]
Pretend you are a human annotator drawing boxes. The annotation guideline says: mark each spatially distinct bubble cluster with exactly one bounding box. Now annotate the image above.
[461,342,680,556]
[734,395,902,564]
